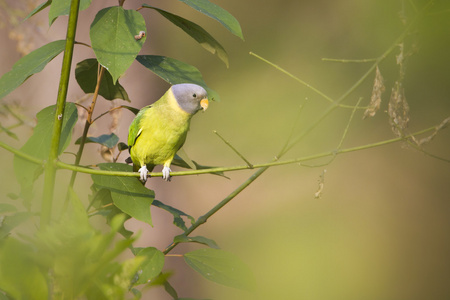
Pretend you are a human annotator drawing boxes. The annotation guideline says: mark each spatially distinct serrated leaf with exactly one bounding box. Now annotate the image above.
[136,55,219,101]
[142,5,228,67]
[184,248,254,290]
[49,0,92,26]
[174,234,219,249]
[0,40,66,100]
[91,163,153,225]
[152,200,194,231]
[13,103,78,204]
[178,0,243,40]
[75,133,119,148]
[90,7,146,83]
[75,58,130,101]
[133,247,165,285]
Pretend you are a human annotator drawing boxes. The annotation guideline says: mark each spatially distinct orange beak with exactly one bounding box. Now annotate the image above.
[200,98,209,111]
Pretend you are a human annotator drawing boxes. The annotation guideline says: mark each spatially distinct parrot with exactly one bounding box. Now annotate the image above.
[127,83,209,182]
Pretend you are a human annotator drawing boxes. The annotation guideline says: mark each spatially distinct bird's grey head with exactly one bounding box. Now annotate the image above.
[171,83,209,114]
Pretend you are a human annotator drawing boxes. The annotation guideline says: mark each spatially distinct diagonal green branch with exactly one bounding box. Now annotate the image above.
[162,3,435,253]
[161,125,445,253]
[41,0,81,228]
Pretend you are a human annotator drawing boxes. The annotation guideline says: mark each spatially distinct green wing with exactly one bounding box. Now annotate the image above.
[128,105,151,150]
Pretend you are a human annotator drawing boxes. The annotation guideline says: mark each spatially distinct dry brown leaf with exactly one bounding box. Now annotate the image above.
[364,66,385,119]
[388,81,410,137]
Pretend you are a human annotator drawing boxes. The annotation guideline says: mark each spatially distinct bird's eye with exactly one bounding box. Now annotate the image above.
[192,93,197,98]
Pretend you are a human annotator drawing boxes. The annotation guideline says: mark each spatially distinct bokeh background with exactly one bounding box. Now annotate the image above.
[1,0,450,299]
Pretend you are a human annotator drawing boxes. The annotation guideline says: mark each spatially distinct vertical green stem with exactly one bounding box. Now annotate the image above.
[41,0,81,228]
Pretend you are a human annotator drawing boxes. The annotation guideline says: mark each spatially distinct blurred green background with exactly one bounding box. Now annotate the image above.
[1,0,450,299]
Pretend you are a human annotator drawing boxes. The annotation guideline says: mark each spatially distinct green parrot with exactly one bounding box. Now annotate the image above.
[128,83,209,182]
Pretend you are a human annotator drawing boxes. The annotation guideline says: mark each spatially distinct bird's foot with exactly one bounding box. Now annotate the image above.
[162,166,172,181]
[138,165,149,183]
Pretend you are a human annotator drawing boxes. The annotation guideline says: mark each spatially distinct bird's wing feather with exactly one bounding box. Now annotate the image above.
[128,105,151,150]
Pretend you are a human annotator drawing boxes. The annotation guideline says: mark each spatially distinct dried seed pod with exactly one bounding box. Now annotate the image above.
[388,81,410,137]
[364,66,385,119]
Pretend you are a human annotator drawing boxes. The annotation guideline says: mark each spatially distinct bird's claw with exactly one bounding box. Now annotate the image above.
[162,166,172,181]
[138,165,149,183]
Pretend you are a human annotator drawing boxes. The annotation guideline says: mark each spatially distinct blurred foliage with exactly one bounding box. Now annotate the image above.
[1,0,450,299]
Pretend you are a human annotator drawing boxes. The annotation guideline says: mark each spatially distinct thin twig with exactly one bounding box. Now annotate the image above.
[92,105,126,124]
[302,97,362,168]
[407,140,450,163]
[278,104,304,159]
[3,104,25,127]
[213,130,253,168]
[86,66,105,124]
[322,58,378,63]
[249,52,366,110]
[337,97,363,149]
[73,102,89,112]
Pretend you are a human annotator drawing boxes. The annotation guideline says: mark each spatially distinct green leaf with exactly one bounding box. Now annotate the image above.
[122,105,140,115]
[117,142,128,151]
[152,200,195,231]
[91,163,153,225]
[174,234,220,249]
[144,272,178,298]
[136,55,219,101]
[24,0,51,21]
[0,123,18,140]
[0,203,17,213]
[133,247,165,285]
[0,212,33,239]
[49,0,92,26]
[176,148,196,170]
[0,238,48,300]
[75,133,119,148]
[184,248,255,290]
[75,58,130,101]
[90,188,133,238]
[142,5,228,67]
[172,154,228,179]
[90,6,146,83]
[13,103,78,204]
[31,195,138,299]
[178,0,243,40]
[0,40,66,100]
[66,188,90,228]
